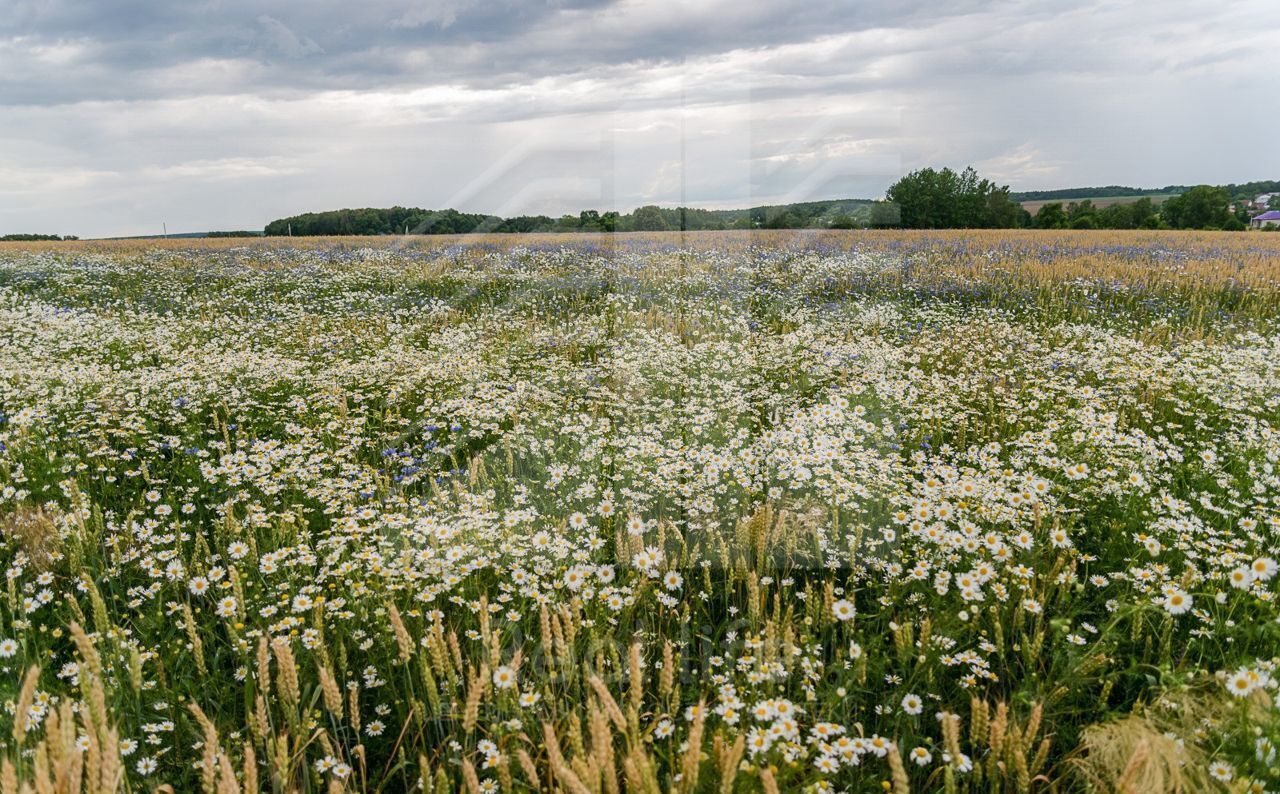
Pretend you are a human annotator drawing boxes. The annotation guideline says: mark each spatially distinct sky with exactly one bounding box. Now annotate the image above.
[2,0,1278,238]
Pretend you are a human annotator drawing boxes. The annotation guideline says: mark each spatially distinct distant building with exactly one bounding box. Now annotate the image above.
[1251,210,1280,229]
[1256,193,1277,208]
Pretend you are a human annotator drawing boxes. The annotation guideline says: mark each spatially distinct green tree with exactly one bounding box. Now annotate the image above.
[1098,203,1135,229]
[494,215,554,233]
[869,202,901,228]
[985,187,1025,228]
[1161,186,1231,229]
[886,167,953,228]
[886,166,1021,229]
[1129,198,1156,228]
[631,205,668,231]
[764,211,802,229]
[1034,202,1067,229]
[1066,200,1099,228]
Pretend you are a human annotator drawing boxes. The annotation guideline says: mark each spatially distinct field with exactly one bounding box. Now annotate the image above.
[2,230,1280,793]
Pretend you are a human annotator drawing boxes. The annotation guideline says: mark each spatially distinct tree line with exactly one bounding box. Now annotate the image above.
[1012,185,1178,202]
[262,200,883,236]
[259,171,1278,236]
[262,206,672,236]
[1013,179,1280,203]
[888,169,1274,230]
[1031,186,1271,231]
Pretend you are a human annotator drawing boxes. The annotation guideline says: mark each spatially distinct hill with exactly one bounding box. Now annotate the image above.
[1013,179,1280,204]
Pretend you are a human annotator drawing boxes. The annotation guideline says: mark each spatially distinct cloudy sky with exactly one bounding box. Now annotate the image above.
[2,0,1278,237]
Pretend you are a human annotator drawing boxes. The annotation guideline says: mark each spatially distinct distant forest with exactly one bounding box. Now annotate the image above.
[1012,180,1280,202]
[262,171,1277,237]
[263,199,879,236]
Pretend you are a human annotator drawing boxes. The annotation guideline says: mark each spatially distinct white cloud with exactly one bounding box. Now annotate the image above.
[978,144,1063,186]
[140,157,303,181]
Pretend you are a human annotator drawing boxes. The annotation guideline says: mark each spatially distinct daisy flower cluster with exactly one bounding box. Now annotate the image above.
[0,232,1279,791]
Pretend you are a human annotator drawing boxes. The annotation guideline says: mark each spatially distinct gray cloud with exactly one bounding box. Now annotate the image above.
[257,15,323,59]
[0,0,1277,237]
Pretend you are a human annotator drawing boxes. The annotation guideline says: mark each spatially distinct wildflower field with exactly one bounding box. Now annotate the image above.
[3,230,1280,793]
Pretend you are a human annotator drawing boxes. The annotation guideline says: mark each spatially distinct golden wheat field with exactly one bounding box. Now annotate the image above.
[2,230,1280,793]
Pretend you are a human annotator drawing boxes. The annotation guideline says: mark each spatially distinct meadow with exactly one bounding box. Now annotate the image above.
[1,230,1279,793]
